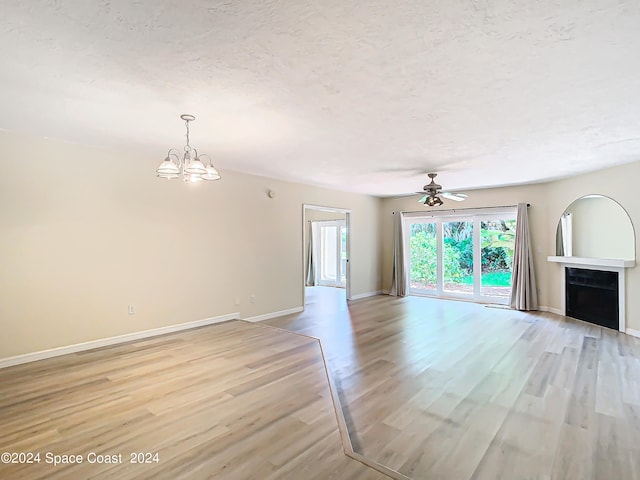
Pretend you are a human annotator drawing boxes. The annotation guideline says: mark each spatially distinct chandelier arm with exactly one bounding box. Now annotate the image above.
[167,149,182,168]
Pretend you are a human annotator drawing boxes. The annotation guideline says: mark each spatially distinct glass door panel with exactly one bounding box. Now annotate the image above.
[315,221,346,288]
[409,222,438,291]
[340,226,347,284]
[480,219,516,298]
[443,221,473,295]
[320,226,338,283]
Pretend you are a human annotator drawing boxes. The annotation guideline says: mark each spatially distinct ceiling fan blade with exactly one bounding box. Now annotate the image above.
[441,192,468,202]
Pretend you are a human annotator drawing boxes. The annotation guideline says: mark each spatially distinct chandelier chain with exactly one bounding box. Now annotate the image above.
[184,119,191,153]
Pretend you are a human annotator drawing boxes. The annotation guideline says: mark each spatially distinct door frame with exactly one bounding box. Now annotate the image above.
[303,204,352,304]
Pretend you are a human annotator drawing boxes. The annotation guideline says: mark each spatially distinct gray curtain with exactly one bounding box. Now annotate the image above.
[306,221,316,286]
[389,212,407,296]
[510,203,538,310]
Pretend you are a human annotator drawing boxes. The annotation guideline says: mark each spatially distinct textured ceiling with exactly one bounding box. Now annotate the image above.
[1,0,640,196]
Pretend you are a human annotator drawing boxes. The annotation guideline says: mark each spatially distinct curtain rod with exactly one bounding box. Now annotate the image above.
[393,203,530,214]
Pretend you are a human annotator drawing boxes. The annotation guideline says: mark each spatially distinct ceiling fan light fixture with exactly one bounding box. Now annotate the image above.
[424,195,443,207]
[417,173,466,207]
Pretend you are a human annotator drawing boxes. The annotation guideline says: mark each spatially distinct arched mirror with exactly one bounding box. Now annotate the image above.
[556,195,635,260]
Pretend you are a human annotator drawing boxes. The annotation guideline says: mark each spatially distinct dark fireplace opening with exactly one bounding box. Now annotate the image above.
[566,267,618,330]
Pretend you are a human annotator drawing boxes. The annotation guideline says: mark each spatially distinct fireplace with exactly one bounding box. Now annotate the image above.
[566,267,618,330]
[548,256,634,333]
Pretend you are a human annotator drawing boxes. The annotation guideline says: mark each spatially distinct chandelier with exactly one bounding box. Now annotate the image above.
[156,114,220,182]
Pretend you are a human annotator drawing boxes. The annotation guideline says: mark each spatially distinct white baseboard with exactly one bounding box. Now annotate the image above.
[350,290,385,300]
[243,307,304,323]
[626,328,640,338]
[0,312,239,369]
[538,305,563,315]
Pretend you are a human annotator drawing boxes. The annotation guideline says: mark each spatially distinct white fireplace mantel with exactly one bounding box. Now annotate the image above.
[547,256,635,333]
[547,256,635,269]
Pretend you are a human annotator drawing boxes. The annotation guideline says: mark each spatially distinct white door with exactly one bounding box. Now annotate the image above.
[316,220,347,287]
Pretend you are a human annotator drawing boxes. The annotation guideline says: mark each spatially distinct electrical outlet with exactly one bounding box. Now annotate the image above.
[249,294,256,304]
[128,305,136,315]
[235,296,240,306]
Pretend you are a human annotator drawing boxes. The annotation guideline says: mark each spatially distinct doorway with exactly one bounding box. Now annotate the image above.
[314,219,347,287]
[303,205,352,306]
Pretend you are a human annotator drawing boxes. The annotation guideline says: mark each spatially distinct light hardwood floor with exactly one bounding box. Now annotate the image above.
[266,286,640,480]
[3,288,640,479]
[0,320,387,479]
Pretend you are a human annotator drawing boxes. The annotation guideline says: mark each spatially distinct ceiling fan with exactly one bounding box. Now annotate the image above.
[417,173,468,206]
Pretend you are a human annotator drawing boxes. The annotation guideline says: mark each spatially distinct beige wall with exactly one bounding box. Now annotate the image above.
[2,127,639,359]
[0,131,382,358]
[564,196,635,260]
[545,161,639,327]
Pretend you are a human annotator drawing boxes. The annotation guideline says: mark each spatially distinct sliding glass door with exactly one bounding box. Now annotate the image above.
[405,210,516,304]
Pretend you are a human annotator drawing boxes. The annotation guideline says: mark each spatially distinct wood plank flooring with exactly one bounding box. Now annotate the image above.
[266,286,640,480]
[0,320,387,480]
[3,287,640,479]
